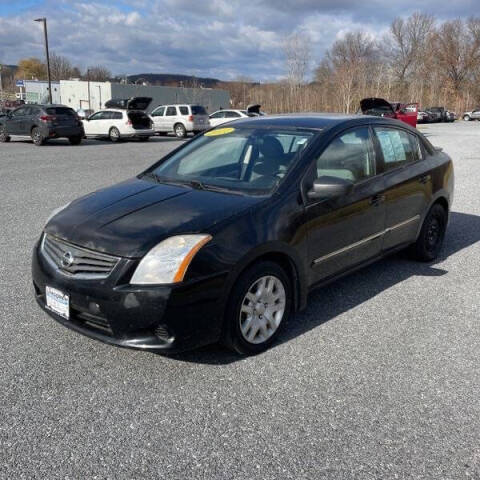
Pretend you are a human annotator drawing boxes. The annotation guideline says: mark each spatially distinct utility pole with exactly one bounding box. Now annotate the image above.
[34,18,52,104]
[87,69,91,112]
[0,64,3,102]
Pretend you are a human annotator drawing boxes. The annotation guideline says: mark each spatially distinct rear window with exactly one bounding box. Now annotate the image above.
[45,107,75,115]
[191,106,207,115]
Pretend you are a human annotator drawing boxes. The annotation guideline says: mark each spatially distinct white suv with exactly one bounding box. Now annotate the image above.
[150,104,210,138]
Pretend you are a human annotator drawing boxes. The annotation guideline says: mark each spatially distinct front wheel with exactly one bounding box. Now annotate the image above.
[174,123,187,138]
[31,127,45,146]
[109,127,121,142]
[409,204,447,262]
[68,136,82,145]
[222,261,292,355]
[0,126,10,143]
[463,115,471,121]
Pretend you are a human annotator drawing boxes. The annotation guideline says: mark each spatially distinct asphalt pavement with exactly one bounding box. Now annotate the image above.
[0,124,479,479]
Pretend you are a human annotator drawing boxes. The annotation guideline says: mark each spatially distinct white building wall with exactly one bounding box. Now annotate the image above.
[59,80,112,111]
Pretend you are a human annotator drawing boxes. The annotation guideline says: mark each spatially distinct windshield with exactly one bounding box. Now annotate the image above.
[191,105,207,115]
[147,127,314,194]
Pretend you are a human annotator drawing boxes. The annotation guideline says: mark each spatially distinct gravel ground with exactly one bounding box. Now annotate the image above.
[0,124,479,479]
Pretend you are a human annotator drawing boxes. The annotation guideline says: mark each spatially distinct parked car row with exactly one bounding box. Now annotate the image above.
[417,107,456,123]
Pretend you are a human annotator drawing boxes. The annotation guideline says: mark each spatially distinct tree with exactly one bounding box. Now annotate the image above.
[49,52,74,81]
[85,66,112,82]
[284,32,311,87]
[16,58,46,80]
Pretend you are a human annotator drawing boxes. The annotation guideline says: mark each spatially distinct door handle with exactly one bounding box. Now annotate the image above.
[370,194,385,206]
[419,174,431,184]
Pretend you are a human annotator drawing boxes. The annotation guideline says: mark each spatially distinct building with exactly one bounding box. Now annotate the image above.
[59,80,230,113]
[23,80,61,104]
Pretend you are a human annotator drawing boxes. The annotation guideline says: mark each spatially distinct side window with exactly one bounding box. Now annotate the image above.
[30,107,41,116]
[316,127,375,182]
[89,111,105,121]
[225,111,241,118]
[12,107,27,117]
[151,107,165,117]
[112,112,123,120]
[210,111,225,119]
[374,127,416,171]
[179,106,189,115]
[166,106,177,116]
[410,134,424,162]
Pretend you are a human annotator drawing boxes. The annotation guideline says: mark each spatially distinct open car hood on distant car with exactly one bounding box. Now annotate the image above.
[360,97,395,115]
[104,97,153,111]
[246,104,262,115]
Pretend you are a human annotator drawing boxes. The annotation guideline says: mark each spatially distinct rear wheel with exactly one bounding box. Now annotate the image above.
[174,123,187,138]
[0,126,10,142]
[68,136,82,145]
[222,261,292,355]
[409,204,447,262]
[109,127,121,142]
[31,127,45,146]
[463,114,471,121]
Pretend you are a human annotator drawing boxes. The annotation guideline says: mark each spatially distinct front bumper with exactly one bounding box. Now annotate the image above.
[32,238,227,353]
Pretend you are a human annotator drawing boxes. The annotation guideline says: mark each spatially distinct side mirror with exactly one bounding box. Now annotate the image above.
[307,176,354,200]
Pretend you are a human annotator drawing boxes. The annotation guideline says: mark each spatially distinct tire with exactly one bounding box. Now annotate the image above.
[0,126,10,143]
[109,127,121,142]
[174,123,187,138]
[68,136,82,145]
[222,261,292,355]
[409,204,448,262]
[31,127,45,146]
[463,115,471,121]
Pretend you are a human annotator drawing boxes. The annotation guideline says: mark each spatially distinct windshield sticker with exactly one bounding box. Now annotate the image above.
[205,127,235,137]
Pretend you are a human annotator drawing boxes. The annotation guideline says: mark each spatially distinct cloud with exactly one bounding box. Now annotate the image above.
[0,0,478,81]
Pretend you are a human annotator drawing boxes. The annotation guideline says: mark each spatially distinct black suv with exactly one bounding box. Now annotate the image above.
[0,104,85,146]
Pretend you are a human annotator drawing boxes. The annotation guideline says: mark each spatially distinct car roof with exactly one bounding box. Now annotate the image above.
[229,113,370,130]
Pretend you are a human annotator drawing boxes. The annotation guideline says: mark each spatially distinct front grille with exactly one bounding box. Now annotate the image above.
[41,234,119,280]
[75,310,113,335]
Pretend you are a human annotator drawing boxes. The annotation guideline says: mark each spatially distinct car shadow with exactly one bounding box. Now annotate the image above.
[7,136,183,147]
[171,211,480,365]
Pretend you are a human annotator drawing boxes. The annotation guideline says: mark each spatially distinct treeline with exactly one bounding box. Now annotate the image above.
[224,13,480,115]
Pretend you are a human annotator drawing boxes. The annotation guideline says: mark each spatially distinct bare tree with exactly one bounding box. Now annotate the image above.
[49,52,74,81]
[85,66,111,82]
[284,32,311,87]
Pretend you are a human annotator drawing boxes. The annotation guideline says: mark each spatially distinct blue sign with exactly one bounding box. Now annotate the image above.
[16,80,24,87]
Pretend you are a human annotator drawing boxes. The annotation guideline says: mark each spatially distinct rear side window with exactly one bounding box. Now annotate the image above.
[225,111,241,118]
[374,127,416,171]
[316,127,375,183]
[191,105,207,115]
[45,107,75,115]
[112,112,123,120]
[179,106,189,115]
[166,107,177,116]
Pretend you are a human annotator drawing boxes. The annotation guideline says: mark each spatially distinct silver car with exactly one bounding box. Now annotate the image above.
[150,104,210,138]
[463,108,480,121]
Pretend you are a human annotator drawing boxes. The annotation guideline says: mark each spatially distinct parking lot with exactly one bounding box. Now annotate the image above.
[1,122,479,479]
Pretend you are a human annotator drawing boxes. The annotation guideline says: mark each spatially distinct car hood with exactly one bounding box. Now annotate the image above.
[360,97,394,114]
[45,177,262,258]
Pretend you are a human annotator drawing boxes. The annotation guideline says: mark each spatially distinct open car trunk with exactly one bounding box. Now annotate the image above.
[128,111,152,130]
[360,97,418,128]
[246,104,262,115]
[104,97,152,111]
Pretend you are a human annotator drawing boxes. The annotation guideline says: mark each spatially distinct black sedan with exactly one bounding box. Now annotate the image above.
[32,115,454,355]
[0,104,84,146]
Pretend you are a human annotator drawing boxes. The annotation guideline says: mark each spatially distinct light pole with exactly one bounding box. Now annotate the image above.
[87,68,91,112]
[34,17,52,104]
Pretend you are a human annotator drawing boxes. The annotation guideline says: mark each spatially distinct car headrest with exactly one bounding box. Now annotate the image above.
[259,136,284,160]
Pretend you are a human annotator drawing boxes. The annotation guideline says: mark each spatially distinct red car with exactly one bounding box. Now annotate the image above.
[360,98,418,128]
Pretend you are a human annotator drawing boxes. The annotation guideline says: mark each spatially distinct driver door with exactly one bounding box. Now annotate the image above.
[150,106,165,132]
[304,126,386,283]
[6,107,28,135]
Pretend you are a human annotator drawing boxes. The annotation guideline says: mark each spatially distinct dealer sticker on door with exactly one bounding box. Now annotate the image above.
[45,286,70,320]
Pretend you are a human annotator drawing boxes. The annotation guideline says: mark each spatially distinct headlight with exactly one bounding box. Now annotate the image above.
[45,202,71,226]
[130,234,212,285]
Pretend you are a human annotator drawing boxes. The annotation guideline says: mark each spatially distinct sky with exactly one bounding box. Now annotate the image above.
[0,0,478,81]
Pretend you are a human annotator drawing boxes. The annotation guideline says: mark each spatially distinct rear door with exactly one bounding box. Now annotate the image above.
[164,106,178,132]
[6,107,29,134]
[209,110,227,127]
[373,126,433,251]
[305,126,386,283]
